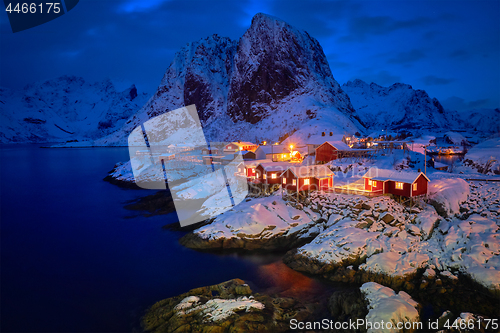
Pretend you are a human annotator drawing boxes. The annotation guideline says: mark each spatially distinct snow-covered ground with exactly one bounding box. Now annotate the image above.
[187,177,499,291]
[290,181,500,291]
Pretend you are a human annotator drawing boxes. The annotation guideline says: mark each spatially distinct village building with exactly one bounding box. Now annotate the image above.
[301,133,349,155]
[362,168,430,198]
[371,141,409,151]
[157,153,175,163]
[280,165,334,192]
[236,159,272,178]
[255,162,292,185]
[254,145,292,161]
[315,140,352,163]
[239,150,256,160]
[201,147,219,155]
[223,141,258,153]
[202,154,226,165]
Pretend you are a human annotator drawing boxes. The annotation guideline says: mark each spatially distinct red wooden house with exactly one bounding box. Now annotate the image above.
[362,168,430,197]
[280,165,334,192]
[255,162,291,185]
[236,159,272,178]
[315,141,352,163]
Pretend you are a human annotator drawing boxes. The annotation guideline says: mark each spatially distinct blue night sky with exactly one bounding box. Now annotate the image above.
[1,0,499,112]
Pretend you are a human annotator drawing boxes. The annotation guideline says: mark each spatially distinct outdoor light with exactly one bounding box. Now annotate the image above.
[290,144,293,150]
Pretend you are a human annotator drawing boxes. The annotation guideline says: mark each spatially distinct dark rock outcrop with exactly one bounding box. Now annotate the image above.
[142,279,315,333]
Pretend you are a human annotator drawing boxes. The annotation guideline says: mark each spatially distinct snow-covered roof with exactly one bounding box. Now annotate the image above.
[294,146,309,155]
[227,141,256,147]
[256,145,290,154]
[434,161,448,169]
[305,134,345,145]
[258,162,292,172]
[319,140,351,151]
[372,141,408,144]
[238,159,272,168]
[281,165,334,178]
[363,168,430,184]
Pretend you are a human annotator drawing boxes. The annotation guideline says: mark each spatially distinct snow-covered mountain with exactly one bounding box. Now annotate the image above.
[99,13,364,146]
[342,79,458,131]
[0,75,148,143]
[456,108,500,134]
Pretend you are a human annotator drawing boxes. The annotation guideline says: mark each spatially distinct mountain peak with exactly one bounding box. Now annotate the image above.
[250,13,284,26]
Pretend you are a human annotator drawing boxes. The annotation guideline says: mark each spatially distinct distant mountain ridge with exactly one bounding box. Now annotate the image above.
[1,14,474,145]
[456,108,500,134]
[0,75,149,143]
[341,79,460,131]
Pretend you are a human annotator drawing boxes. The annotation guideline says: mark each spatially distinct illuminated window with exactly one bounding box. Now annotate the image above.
[250,168,254,173]
[373,181,377,187]
[272,174,277,179]
[239,168,242,173]
[395,182,403,190]
[293,179,296,185]
[413,183,417,191]
[304,179,310,185]
[283,178,286,184]
[263,174,266,180]
[368,180,372,186]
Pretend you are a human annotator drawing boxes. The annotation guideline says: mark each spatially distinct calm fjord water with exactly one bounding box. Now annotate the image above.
[0,145,326,332]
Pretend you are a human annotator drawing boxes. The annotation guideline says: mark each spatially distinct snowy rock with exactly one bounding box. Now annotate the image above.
[360,282,420,333]
[463,137,500,175]
[180,195,321,251]
[428,178,470,217]
[142,278,312,333]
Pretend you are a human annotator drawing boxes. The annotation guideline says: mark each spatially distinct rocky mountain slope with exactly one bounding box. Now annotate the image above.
[98,13,364,146]
[2,14,471,145]
[342,79,459,131]
[0,75,148,143]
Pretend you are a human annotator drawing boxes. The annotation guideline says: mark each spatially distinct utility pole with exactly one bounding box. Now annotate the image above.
[424,144,427,175]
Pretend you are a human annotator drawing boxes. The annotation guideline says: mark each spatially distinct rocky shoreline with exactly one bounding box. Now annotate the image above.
[142,278,322,333]
[108,165,500,331]
[171,182,499,331]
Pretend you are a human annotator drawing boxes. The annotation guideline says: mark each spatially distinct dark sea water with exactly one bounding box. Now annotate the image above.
[0,145,329,332]
[432,154,464,166]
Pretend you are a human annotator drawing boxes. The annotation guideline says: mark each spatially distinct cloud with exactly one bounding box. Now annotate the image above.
[340,15,432,42]
[449,49,469,59]
[118,0,171,13]
[441,96,490,111]
[264,0,359,37]
[421,75,454,86]
[388,49,425,64]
